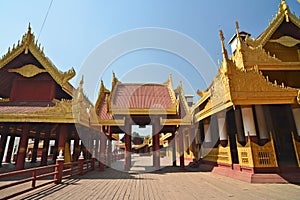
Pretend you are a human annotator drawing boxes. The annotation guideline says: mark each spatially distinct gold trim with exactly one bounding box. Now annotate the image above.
[8,64,46,77]
[269,36,300,47]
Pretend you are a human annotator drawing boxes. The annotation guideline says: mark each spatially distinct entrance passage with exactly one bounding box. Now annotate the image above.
[269,105,298,167]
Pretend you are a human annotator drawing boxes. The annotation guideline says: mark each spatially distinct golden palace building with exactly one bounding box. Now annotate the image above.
[0,0,299,183]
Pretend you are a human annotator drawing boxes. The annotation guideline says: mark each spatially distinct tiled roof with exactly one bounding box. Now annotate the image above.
[112,84,173,109]
[97,93,113,120]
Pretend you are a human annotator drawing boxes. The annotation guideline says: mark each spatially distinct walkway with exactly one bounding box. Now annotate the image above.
[2,155,300,200]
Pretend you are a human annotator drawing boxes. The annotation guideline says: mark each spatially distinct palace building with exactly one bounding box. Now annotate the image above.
[0,0,299,183]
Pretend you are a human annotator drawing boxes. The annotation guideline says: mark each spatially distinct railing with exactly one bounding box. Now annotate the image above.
[0,157,95,199]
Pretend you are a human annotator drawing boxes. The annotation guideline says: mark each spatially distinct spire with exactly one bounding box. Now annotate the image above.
[235,21,242,50]
[27,23,32,34]
[219,29,228,61]
[279,0,290,22]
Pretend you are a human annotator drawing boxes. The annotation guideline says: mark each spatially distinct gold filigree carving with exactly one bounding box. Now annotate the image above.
[269,36,300,47]
[8,64,46,77]
[35,99,73,114]
[0,98,10,102]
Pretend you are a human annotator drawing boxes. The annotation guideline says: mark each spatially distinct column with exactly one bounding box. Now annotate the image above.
[152,123,160,170]
[234,106,245,143]
[292,107,300,136]
[0,131,8,166]
[178,128,184,169]
[5,135,15,163]
[203,119,212,147]
[31,130,40,163]
[217,112,228,146]
[171,132,176,166]
[16,124,29,170]
[254,105,269,140]
[107,126,112,167]
[52,132,59,162]
[64,131,71,163]
[58,125,67,156]
[99,126,107,171]
[94,137,99,161]
[124,120,132,171]
[73,135,80,161]
[41,131,50,166]
[241,106,257,137]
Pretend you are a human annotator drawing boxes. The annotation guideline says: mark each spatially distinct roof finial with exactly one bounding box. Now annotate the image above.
[279,0,290,22]
[79,75,84,89]
[219,29,228,60]
[27,23,31,34]
[235,21,242,50]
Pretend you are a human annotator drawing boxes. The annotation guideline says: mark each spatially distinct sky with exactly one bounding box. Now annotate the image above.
[1,0,300,103]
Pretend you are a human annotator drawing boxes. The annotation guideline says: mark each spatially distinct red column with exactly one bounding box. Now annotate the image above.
[73,136,80,161]
[178,129,185,169]
[171,132,176,167]
[0,131,8,166]
[99,126,107,171]
[52,132,59,162]
[41,131,50,166]
[16,124,29,170]
[5,135,15,163]
[107,126,112,167]
[58,125,67,156]
[31,131,40,163]
[124,122,132,171]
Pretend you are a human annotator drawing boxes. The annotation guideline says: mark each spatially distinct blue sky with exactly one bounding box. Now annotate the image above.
[1,0,299,103]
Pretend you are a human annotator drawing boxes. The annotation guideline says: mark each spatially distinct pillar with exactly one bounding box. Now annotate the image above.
[64,131,71,163]
[217,112,228,147]
[152,117,160,170]
[5,135,15,163]
[203,119,212,147]
[0,131,8,166]
[171,132,176,166]
[254,105,269,140]
[41,131,50,166]
[234,106,245,142]
[52,132,59,162]
[107,126,112,167]
[58,125,67,156]
[99,126,107,171]
[94,137,99,161]
[241,106,257,137]
[31,131,40,163]
[124,121,132,171]
[73,135,80,161]
[178,129,184,169]
[292,107,300,136]
[16,124,29,170]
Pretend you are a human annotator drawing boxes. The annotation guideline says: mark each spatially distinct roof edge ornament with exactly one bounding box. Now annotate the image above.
[280,0,290,22]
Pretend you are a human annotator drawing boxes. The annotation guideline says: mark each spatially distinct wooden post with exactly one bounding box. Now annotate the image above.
[73,136,80,161]
[5,135,15,163]
[107,126,112,167]
[78,151,84,175]
[54,150,64,184]
[99,127,106,171]
[171,132,177,167]
[0,132,8,166]
[41,131,50,166]
[178,129,185,170]
[31,131,40,163]
[153,121,160,170]
[16,124,29,170]
[124,120,132,171]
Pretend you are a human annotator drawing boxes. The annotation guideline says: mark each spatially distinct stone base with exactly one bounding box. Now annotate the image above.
[198,161,300,183]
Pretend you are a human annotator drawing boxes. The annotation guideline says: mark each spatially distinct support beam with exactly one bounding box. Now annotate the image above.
[5,135,15,163]
[99,126,106,171]
[41,131,50,166]
[171,132,176,166]
[254,105,269,140]
[107,126,112,167]
[31,130,40,163]
[0,131,8,166]
[124,122,132,171]
[178,129,184,169]
[153,119,160,170]
[16,124,29,170]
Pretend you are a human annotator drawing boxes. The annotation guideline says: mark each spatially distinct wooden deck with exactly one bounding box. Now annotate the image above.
[2,155,300,200]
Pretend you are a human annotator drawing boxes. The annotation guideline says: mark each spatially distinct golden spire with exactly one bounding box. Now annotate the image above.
[279,0,290,22]
[27,23,32,34]
[219,29,228,61]
[235,21,242,50]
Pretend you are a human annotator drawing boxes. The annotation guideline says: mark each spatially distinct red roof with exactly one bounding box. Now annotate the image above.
[111,84,173,109]
[97,93,113,120]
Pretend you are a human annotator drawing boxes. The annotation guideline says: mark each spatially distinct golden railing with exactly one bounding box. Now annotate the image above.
[236,132,278,168]
[291,132,300,167]
[202,137,232,165]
